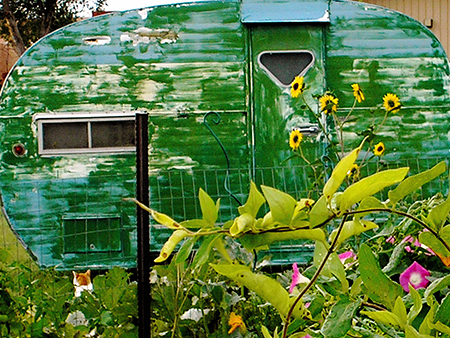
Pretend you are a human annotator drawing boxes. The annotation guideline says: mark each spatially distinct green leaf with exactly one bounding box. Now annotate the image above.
[323,147,361,202]
[321,296,362,338]
[314,241,348,292]
[239,228,327,251]
[261,326,273,338]
[175,236,197,264]
[424,274,450,301]
[419,297,438,335]
[329,219,378,248]
[309,195,334,228]
[238,181,266,218]
[359,244,403,310]
[407,284,423,324]
[210,263,306,319]
[393,296,407,326]
[154,230,189,263]
[426,191,450,232]
[431,321,450,335]
[435,292,450,326]
[418,231,450,257]
[388,162,446,207]
[340,167,409,212]
[229,213,255,237]
[261,185,297,225]
[355,196,386,220]
[405,324,433,338]
[360,310,403,329]
[192,233,222,267]
[199,188,219,226]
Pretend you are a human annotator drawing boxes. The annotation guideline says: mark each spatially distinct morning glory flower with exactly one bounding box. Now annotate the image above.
[290,263,310,293]
[399,261,430,292]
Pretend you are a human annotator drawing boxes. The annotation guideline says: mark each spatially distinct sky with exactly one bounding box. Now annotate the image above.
[102,0,181,12]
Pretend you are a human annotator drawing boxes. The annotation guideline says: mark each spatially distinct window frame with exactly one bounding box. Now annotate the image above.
[34,112,137,156]
[257,50,315,87]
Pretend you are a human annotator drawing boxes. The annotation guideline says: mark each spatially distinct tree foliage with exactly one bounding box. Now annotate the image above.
[0,0,107,55]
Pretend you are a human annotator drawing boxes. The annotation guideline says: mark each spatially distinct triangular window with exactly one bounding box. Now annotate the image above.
[258,51,314,86]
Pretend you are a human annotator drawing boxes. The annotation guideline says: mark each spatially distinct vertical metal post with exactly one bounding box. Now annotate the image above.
[136,112,150,338]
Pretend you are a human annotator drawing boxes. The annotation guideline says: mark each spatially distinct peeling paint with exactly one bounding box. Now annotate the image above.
[120,27,178,45]
[83,36,111,46]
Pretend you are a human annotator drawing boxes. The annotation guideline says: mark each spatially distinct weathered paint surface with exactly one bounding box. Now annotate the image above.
[0,0,449,268]
[327,0,450,159]
[0,0,248,269]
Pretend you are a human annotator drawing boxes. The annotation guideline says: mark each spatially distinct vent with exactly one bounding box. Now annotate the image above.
[63,215,122,253]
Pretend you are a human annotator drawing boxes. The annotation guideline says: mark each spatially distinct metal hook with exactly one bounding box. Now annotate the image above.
[203,112,242,206]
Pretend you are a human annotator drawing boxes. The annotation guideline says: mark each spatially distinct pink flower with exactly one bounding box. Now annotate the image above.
[399,261,430,292]
[301,335,312,338]
[386,236,395,244]
[338,250,356,267]
[290,263,310,293]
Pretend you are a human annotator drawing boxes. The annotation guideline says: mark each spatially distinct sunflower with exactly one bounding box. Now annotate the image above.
[290,76,305,98]
[383,93,401,113]
[347,163,359,177]
[289,129,303,150]
[319,94,339,114]
[373,142,385,156]
[351,84,365,103]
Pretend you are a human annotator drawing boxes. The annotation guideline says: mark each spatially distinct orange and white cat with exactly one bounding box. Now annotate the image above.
[72,270,94,297]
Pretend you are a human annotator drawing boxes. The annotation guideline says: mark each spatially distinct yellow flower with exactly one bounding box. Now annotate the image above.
[289,129,303,151]
[383,93,401,113]
[290,76,305,98]
[373,142,385,156]
[351,84,365,103]
[347,163,359,177]
[228,312,246,334]
[319,94,338,114]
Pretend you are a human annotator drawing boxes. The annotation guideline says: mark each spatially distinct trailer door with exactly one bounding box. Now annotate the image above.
[241,0,329,196]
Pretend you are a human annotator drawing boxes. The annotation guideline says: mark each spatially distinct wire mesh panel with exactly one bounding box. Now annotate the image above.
[0,156,448,269]
[148,156,449,265]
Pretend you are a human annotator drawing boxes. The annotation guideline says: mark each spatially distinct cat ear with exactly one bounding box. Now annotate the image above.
[72,271,77,278]
[86,270,91,276]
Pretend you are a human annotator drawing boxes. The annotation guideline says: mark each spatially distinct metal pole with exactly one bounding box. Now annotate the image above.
[136,112,150,338]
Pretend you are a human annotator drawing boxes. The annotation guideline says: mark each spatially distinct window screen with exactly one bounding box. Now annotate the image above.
[91,121,135,148]
[37,115,136,155]
[43,122,88,149]
[259,51,314,86]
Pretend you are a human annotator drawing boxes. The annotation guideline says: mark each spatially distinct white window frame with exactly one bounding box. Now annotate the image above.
[34,112,138,156]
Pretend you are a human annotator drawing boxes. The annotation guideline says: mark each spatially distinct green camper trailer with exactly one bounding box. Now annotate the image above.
[0,0,449,269]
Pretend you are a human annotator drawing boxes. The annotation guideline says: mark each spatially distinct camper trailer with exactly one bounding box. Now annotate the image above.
[0,0,449,269]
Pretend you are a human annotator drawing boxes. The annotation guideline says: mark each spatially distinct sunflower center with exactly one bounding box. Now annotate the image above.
[377,146,383,152]
[293,83,299,91]
[388,100,395,107]
[293,135,299,143]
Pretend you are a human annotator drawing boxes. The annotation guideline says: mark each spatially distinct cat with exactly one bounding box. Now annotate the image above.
[72,269,94,297]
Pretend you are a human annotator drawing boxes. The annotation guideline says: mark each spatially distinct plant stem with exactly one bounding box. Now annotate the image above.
[281,215,349,338]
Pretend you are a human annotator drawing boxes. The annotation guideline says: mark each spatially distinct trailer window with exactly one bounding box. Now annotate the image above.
[259,51,314,86]
[36,114,136,155]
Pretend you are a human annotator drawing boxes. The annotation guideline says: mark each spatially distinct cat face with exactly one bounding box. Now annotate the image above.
[73,270,93,297]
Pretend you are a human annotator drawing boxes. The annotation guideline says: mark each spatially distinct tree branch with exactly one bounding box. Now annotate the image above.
[2,0,26,55]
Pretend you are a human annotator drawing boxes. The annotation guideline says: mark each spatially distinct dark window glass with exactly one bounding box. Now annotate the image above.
[91,121,135,148]
[43,122,88,149]
[259,52,314,86]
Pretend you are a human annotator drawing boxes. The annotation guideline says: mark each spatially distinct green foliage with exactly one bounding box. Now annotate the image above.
[0,258,137,337]
[143,142,450,338]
